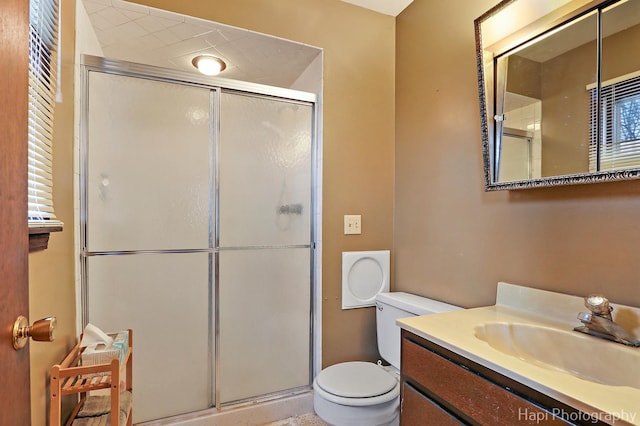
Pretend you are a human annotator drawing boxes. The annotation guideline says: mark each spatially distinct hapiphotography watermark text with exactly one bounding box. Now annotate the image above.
[519,407,638,424]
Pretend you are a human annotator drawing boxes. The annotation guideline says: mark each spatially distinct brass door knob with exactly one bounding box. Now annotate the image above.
[13,315,57,350]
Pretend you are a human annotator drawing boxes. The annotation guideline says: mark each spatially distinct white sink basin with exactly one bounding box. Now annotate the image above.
[474,322,640,388]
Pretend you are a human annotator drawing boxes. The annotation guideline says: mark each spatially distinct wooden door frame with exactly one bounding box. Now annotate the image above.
[0,0,32,423]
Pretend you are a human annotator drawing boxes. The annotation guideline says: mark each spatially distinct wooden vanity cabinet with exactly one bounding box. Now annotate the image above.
[401,381,462,425]
[400,330,606,426]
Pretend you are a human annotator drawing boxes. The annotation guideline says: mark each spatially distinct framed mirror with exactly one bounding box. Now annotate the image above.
[475,0,640,190]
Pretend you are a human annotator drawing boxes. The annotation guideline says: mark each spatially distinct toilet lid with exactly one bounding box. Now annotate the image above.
[316,361,397,398]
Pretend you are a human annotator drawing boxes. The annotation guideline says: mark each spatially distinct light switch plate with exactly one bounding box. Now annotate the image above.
[344,215,362,235]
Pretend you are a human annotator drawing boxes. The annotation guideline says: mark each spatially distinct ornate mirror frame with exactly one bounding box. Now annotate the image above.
[475,0,640,190]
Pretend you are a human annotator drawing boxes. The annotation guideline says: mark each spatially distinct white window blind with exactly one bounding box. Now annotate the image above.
[28,0,62,227]
[589,73,640,172]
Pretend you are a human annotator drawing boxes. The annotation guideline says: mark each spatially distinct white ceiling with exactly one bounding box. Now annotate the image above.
[81,0,410,89]
[340,0,414,16]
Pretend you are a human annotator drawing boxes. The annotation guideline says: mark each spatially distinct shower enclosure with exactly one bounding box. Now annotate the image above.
[79,56,317,423]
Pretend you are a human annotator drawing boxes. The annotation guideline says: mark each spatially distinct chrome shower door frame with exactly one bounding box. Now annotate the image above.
[78,55,318,416]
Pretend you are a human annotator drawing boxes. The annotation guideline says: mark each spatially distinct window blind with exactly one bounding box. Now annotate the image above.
[28,0,62,227]
[589,73,640,172]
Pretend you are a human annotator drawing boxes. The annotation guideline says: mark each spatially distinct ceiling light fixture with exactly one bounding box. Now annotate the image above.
[192,55,227,76]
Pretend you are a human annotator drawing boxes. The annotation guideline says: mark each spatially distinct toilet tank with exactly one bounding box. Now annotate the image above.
[375,292,462,369]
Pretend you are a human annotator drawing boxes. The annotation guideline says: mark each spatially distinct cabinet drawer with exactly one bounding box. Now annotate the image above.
[402,337,565,425]
[401,382,463,425]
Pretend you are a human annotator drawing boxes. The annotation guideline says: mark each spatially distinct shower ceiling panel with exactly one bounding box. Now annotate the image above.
[81,0,322,88]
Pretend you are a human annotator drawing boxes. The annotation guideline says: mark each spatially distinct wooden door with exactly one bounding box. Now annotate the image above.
[0,0,32,424]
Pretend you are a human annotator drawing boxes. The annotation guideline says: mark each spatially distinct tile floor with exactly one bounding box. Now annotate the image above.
[262,413,329,426]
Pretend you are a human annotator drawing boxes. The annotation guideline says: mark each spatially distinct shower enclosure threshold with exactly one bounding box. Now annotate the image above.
[137,391,316,426]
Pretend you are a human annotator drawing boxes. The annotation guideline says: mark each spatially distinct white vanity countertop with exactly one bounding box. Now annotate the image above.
[397,282,640,426]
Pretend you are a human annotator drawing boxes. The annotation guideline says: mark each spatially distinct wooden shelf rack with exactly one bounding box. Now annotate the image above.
[50,329,133,426]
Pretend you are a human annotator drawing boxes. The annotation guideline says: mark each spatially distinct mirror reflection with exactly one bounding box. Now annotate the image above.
[476,0,640,190]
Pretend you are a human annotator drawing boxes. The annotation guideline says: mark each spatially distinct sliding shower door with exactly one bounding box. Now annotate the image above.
[83,72,213,422]
[218,92,312,403]
[81,60,315,423]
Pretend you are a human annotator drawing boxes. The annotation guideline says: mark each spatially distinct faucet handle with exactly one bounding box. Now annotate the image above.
[584,294,613,317]
[577,312,592,322]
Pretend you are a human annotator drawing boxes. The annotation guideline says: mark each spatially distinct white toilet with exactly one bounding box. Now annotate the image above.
[313,292,462,426]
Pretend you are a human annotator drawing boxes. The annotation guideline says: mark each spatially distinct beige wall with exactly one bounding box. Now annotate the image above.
[395,0,640,310]
[507,55,541,99]
[29,0,78,424]
[540,40,595,176]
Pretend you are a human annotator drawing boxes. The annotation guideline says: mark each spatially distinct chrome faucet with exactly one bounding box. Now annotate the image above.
[574,294,640,347]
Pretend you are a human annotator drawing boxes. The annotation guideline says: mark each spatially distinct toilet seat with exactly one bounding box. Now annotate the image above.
[313,361,399,406]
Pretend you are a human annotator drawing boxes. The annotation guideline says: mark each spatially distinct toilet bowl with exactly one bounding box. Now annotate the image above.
[313,361,399,426]
[313,290,462,426]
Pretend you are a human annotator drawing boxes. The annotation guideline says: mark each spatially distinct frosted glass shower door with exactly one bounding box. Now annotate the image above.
[85,72,212,252]
[218,249,310,403]
[84,72,213,423]
[86,253,211,422]
[218,92,312,247]
[218,92,313,403]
